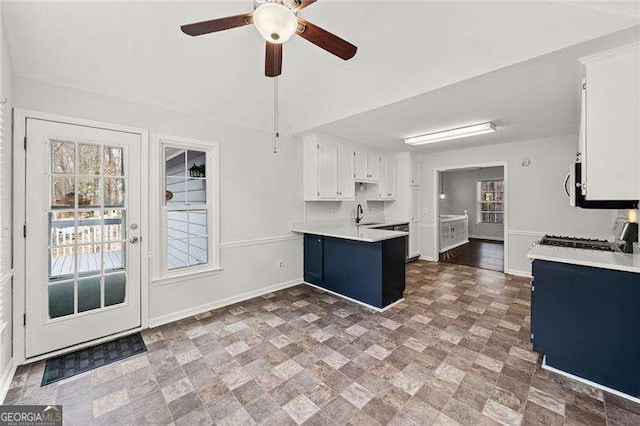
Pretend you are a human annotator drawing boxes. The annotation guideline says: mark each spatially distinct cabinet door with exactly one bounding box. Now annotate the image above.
[583,44,639,200]
[338,146,355,199]
[410,156,421,186]
[387,158,397,199]
[378,156,389,199]
[354,150,368,180]
[409,222,419,256]
[304,235,324,282]
[411,187,420,223]
[317,142,338,199]
[368,153,381,181]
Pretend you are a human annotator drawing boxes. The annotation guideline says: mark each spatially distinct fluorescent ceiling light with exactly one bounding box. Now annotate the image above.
[405,122,497,146]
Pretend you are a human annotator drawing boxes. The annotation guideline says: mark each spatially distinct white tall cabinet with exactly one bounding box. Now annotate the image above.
[378,156,397,200]
[579,42,640,201]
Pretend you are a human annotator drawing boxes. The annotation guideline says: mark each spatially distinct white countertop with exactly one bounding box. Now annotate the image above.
[292,221,408,242]
[527,243,640,274]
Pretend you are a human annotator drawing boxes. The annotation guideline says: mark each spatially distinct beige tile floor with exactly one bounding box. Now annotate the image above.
[4,260,640,425]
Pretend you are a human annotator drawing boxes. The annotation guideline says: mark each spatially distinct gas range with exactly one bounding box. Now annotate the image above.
[539,235,617,252]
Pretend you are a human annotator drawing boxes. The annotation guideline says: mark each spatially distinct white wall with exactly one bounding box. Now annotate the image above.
[440,167,505,240]
[419,135,617,275]
[13,77,304,324]
[0,8,14,397]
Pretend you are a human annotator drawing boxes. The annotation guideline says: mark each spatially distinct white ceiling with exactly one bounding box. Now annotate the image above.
[306,25,640,152]
[3,1,639,139]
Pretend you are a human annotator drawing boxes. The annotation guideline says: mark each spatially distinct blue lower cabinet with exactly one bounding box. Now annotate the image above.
[531,260,640,398]
[303,234,406,309]
[304,235,324,282]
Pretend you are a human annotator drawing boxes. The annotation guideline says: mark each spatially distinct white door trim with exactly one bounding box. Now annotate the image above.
[433,161,509,273]
[13,109,150,364]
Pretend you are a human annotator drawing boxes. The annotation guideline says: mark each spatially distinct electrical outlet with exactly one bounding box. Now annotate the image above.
[277,260,284,270]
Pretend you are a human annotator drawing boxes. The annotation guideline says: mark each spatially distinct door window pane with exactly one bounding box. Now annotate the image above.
[104,209,125,241]
[104,242,124,272]
[49,211,75,247]
[78,277,101,313]
[104,178,124,207]
[78,177,100,207]
[79,144,101,176]
[49,281,75,319]
[52,176,75,208]
[77,244,102,277]
[105,273,126,306]
[104,146,123,176]
[50,247,75,281]
[51,140,76,175]
[76,211,102,245]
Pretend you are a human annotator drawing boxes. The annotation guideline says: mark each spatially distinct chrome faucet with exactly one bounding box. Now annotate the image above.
[356,204,364,224]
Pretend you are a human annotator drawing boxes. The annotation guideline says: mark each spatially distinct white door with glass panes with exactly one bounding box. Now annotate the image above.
[163,144,214,273]
[25,118,142,358]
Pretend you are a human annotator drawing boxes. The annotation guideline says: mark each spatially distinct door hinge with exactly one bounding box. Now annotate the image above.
[23,136,27,151]
[530,333,534,341]
[316,144,320,149]
[23,313,26,326]
[531,285,535,292]
[23,224,26,238]
[317,191,320,196]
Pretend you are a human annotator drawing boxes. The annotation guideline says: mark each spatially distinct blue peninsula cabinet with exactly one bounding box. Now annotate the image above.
[303,234,406,309]
[531,260,640,398]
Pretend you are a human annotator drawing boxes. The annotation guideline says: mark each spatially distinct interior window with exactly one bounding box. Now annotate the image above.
[477,180,504,224]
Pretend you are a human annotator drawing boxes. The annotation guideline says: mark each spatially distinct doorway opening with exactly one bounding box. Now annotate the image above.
[435,164,506,272]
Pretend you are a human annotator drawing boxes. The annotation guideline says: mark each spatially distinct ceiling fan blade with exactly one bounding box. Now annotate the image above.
[181,13,253,36]
[265,42,283,77]
[294,0,317,12]
[296,18,357,60]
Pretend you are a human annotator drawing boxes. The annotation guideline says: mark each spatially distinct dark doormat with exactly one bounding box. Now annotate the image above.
[41,332,146,386]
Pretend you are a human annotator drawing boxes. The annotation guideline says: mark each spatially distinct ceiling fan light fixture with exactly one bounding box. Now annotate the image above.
[253,2,298,44]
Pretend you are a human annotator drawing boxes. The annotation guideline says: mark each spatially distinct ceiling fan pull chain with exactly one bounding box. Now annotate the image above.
[273,76,280,154]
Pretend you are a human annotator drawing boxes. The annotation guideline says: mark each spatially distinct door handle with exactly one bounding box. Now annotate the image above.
[129,236,140,244]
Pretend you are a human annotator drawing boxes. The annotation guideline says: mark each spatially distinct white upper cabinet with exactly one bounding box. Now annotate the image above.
[410,155,421,186]
[580,43,640,201]
[354,150,380,182]
[303,135,355,201]
[378,156,397,200]
[338,145,356,199]
[317,141,339,199]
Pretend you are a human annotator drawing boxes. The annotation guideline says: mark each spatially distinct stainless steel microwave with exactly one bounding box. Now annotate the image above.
[566,163,638,209]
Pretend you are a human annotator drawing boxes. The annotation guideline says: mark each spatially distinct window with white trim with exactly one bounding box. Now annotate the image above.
[160,138,218,275]
[477,180,504,224]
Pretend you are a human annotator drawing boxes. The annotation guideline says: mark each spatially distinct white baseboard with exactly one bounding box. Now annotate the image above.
[506,269,532,278]
[469,234,505,242]
[542,356,640,405]
[148,278,303,328]
[0,358,16,403]
[418,255,437,262]
[303,282,404,313]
